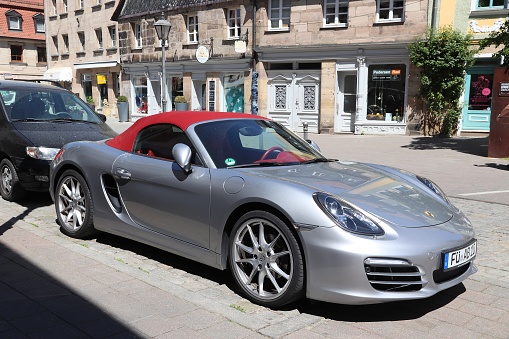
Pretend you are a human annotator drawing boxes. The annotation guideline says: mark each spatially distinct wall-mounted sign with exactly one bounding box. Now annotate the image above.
[196,45,210,64]
[234,40,246,53]
[500,82,509,96]
[96,74,107,85]
[372,69,401,81]
[208,80,216,111]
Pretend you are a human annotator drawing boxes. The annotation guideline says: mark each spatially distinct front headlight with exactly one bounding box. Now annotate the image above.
[313,193,384,236]
[26,147,60,160]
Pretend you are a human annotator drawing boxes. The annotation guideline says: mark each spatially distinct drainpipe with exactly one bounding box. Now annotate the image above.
[251,0,258,115]
[431,0,439,34]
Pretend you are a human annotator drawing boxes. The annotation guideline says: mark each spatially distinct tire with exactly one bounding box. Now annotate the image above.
[229,210,304,307]
[0,159,26,202]
[55,169,96,238]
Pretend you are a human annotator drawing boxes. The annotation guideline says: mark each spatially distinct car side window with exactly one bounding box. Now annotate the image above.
[132,124,199,164]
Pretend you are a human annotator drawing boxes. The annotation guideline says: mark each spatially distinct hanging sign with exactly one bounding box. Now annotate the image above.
[196,45,210,63]
[234,40,246,53]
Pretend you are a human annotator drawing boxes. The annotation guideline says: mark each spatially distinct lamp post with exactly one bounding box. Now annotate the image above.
[154,14,171,112]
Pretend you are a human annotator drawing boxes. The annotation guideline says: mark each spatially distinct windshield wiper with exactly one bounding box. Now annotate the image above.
[228,162,293,169]
[301,158,337,164]
[49,118,96,124]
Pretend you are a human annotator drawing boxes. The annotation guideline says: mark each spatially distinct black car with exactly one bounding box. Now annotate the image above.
[0,80,117,201]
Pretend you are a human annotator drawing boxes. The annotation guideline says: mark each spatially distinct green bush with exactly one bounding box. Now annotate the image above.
[174,96,187,103]
[117,95,128,102]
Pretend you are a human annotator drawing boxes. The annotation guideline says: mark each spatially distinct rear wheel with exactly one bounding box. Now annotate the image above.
[55,169,96,238]
[0,159,25,201]
[229,211,304,307]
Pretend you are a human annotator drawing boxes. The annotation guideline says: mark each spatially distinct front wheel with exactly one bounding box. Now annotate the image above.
[229,211,304,307]
[0,159,25,201]
[55,169,96,238]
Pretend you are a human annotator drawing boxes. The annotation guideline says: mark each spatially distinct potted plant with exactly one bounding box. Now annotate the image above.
[86,96,95,111]
[174,95,188,111]
[116,95,129,122]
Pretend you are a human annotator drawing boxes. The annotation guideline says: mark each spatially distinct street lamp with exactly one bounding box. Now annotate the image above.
[154,13,171,112]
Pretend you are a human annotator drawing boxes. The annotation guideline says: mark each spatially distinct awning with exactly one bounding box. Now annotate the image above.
[43,67,73,82]
[74,61,119,70]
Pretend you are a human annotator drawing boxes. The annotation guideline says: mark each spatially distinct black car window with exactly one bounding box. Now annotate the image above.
[133,124,200,165]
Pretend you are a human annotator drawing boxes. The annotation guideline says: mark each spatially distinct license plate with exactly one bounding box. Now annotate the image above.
[443,240,477,271]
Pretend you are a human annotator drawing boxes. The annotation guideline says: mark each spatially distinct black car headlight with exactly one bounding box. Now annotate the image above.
[26,147,60,160]
[416,176,450,203]
[313,193,384,236]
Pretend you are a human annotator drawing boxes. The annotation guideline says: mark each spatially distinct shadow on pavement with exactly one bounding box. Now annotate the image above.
[0,195,140,337]
[474,162,509,171]
[402,136,489,157]
[291,283,466,321]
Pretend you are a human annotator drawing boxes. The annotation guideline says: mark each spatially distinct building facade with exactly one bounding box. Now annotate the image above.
[44,0,121,116]
[0,0,46,81]
[436,0,507,133]
[114,0,429,134]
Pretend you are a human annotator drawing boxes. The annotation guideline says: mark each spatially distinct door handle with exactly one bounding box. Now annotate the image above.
[115,168,131,180]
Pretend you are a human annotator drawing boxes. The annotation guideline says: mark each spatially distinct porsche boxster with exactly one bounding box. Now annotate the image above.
[49,111,476,307]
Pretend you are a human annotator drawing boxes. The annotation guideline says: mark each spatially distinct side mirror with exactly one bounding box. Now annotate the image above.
[306,139,321,152]
[97,113,107,122]
[172,143,193,174]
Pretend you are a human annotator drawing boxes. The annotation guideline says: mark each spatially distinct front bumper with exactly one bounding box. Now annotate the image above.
[297,218,476,305]
[14,157,51,192]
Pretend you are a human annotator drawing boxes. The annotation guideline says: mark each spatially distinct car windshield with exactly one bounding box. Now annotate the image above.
[194,119,326,168]
[1,88,103,123]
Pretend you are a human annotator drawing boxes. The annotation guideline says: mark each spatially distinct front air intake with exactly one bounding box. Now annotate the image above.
[364,258,425,292]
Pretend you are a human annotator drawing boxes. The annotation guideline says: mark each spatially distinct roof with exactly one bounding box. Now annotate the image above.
[0,1,44,40]
[113,0,230,20]
[106,111,267,152]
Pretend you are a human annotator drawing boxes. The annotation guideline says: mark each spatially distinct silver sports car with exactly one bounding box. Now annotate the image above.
[49,111,477,307]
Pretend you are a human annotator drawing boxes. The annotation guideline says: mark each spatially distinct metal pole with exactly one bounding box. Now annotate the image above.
[161,40,167,112]
[303,121,308,140]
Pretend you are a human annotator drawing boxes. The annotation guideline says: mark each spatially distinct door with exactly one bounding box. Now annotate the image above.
[462,68,494,131]
[335,72,357,133]
[267,72,320,133]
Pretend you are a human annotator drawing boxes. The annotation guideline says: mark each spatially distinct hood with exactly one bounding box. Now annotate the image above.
[241,161,454,228]
[13,121,117,148]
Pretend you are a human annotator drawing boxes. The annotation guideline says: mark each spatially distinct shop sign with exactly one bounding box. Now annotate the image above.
[96,74,106,85]
[196,45,210,64]
[500,82,509,96]
[372,69,401,81]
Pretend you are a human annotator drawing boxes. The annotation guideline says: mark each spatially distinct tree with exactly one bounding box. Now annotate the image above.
[408,27,476,136]
[479,19,509,67]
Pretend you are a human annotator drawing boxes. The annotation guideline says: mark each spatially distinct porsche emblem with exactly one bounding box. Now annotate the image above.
[424,211,435,218]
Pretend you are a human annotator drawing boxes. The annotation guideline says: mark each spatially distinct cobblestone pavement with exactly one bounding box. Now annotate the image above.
[1,127,508,338]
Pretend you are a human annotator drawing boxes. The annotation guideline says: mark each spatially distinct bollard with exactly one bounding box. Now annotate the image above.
[303,121,309,140]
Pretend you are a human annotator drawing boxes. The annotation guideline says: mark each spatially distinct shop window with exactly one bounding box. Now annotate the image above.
[134,76,148,114]
[269,0,291,30]
[323,0,348,27]
[224,74,244,112]
[227,8,241,39]
[82,74,93,102]
[97,74,108,107]
[187,15,199,43]
[367,64,406,122]
[468,74,493,110]
[10,45,23,62]
[376,0,404,23]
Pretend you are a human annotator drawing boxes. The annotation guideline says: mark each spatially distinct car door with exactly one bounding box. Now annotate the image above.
[112,124,211,249]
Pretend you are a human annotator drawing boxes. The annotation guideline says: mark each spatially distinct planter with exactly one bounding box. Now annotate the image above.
[117,102,129,122]
[175,103,188,111]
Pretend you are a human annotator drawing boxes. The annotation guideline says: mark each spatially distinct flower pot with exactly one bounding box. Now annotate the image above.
[117,102,129,122]
[175,102,188,111]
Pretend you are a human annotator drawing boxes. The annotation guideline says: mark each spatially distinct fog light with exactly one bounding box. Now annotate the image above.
[35,175,49,182]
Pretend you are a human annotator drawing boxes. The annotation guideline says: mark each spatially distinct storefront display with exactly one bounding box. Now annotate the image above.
[367,65,406,122]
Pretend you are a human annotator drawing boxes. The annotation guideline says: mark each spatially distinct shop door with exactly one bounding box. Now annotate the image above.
[462,69,494,131]
[268,72,320,133]
[335,72,357,133]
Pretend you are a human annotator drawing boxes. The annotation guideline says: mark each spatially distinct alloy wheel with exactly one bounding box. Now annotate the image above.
[1,164,12,195]
[58,175,87,231]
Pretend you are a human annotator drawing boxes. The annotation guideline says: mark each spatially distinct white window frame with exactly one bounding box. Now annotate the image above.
[35,18,45,33]
[134,23,142,48]
[108,26,117,48]
[187,15,199,44]
[52,0,57,15]
[268,0,291,31]
[376,0,405,23]
[78,0,84,10]
[323,0,349,27]
[63,0,68,13]
[475,0,507,10]
[95,28,103,50]
[8,16,21,30]
[78,32,85,52]
[227,8,241,39]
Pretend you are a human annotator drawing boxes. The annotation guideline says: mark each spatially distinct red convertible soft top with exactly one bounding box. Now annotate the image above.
[106,111,267,152]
